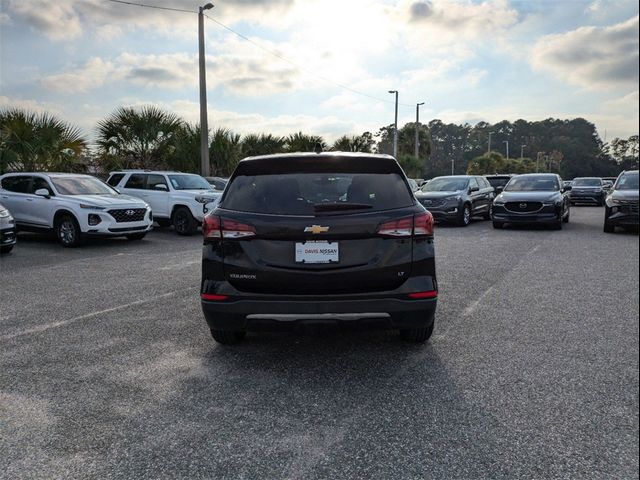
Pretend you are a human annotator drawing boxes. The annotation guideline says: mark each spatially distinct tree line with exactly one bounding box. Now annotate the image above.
[1,106,637,179]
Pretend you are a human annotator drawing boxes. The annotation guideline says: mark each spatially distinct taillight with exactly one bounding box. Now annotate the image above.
[201,293,229,301]
[377,217,413,237]
[377,212,434,238]
[203,215,256,240]
[413,211,434,236]
[202,214,221,239]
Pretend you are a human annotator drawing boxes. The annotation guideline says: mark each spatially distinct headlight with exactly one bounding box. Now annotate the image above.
[0,208,9,218]
[195,196,215,204]
[542,201,555,206]
[79,204,105,210]
[610,198,622,205]
[493,200,505,206]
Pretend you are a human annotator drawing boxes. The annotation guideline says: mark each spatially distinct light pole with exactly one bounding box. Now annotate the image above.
[488,131,494,153]
[415,102,425,158]
[503,140,509,160]
[388,90,398,158]
[198,2,214,177]
[520,144,527,159]
[451,158,455,175]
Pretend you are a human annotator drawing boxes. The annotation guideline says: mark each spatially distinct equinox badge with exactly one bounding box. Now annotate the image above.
[304,225,330,234]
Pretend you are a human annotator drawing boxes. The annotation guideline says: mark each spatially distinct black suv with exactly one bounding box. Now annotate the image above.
[485,174,514,195]
[200,153,437,344]
[569,177,606,205]
[491,174,571,229]
[414,175,494,226]
[603,170,639,233]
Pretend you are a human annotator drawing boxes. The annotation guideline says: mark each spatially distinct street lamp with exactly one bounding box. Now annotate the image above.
[415,102,425,158]
[503,140,509,160]
[488,131,494,153]
[388,90,398,158]
[198,2,214,177]
[520,144,527,159]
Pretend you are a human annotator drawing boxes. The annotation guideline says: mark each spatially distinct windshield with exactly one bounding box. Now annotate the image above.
[168,174,211,190]
[51,176,117,195]
[573,178,601,187]
[504,175,559,192]
[486,177,511,188]
[421,177,469,192]
[615,173,639,191]
[222,173,413,215]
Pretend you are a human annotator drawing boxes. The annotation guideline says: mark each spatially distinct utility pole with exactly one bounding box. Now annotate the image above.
[451,158,455,175]
[388,90,398,158]
[198,3,214,177]
[488,131,494,153]
[415,102,425,158]
[520,144,527,159]
[503,140,509,160]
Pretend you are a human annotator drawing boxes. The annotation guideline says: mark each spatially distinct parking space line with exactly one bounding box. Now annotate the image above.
[0,287,195,341]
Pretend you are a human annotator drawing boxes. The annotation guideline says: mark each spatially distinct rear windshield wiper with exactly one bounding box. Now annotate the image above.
[313,202,373,212]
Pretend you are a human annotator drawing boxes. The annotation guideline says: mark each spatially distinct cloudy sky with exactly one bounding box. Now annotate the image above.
[0,0,638,144]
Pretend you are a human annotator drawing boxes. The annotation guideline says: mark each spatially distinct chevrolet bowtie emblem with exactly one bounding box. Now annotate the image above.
[304,225,330,234]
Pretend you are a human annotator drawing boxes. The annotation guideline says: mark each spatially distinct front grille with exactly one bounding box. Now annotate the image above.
[505,202,543,213]
[617,201,639,214]
[108,208,147,223]
[420,198,446,208]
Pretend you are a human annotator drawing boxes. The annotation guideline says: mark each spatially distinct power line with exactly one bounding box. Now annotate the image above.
[104,0,195,14]
[103,0,415,108]
[203,13,414,108]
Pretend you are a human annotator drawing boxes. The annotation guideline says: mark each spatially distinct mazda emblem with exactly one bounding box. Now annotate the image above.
[519,203,527,209]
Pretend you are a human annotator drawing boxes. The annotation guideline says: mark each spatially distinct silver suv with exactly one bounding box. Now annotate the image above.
[0,173,153,247]
[107,171,221,235]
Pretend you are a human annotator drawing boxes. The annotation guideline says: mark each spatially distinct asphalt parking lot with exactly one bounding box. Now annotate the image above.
[1,207,638,479]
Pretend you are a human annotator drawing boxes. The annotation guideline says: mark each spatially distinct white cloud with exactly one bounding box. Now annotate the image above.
[40,58,116,93]
[531,15,639,91]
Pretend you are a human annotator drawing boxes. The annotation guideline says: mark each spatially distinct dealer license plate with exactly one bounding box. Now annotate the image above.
[295,241,339,264]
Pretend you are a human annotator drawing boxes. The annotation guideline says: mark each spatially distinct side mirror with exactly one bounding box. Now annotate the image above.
[153,184,168,191]
[563,185,572,192]
[35,188,51,198]
[469,186,480,193]
[495,186,504,193]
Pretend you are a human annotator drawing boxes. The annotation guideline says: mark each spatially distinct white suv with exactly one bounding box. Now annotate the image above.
[107,170,221,235]
[0,173,153,247]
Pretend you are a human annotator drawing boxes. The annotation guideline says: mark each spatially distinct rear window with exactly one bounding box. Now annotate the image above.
[222,173,414,215]
[486,177,511,188]
[573,178,601,186]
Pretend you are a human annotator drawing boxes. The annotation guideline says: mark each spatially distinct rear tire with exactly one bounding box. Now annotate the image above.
[458,204,471,227]
[172,207,197,236]
[492,221,504,229]
[563,207,570,223]
[400,321,434,343]
[0,245,13,254]
[55,214,83,247]
[210,329,246,345]
[126,233,146,241]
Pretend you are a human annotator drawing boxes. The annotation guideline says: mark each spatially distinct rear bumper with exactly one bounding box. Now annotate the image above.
[201,280,437,331]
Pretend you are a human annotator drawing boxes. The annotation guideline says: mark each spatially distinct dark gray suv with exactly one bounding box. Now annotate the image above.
[414,175,494,226]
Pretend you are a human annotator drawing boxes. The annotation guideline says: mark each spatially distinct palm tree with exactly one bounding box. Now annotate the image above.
[241,133,286,157]
[95,105,183,170]
[0,109,87,173]
[331,133,375,153]
[210,127,242,176]
[166,123,201,173]
[284,132,326,153]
